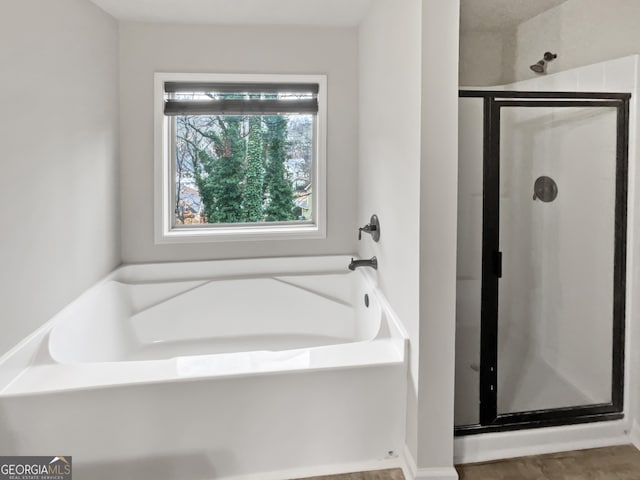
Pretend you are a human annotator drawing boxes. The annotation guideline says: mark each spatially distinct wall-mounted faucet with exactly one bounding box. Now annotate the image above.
[358,214,380,242]
[348,256,378,271]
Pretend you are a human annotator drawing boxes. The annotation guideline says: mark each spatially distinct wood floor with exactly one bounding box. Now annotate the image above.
[456,445,640,480]
[296,445,640,480]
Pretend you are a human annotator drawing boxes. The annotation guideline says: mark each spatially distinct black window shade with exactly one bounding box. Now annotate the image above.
[163,81,319,116]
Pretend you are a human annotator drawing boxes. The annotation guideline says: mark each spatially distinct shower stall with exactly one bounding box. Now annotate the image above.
[455,56,637,448]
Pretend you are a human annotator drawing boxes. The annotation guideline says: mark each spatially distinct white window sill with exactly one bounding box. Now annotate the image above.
[155,223,325,244]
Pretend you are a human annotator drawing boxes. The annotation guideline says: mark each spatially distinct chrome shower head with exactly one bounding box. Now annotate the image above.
[530,60,546,73]
[530,52,558,74]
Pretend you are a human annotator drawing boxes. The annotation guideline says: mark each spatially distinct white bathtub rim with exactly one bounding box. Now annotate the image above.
[0,338,406,398]
[113,255,358,284]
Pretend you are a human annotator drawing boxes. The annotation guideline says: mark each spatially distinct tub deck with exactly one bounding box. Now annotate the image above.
[2,337,404,396]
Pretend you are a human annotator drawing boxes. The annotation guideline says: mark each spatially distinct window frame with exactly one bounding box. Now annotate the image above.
[154,72,327,244]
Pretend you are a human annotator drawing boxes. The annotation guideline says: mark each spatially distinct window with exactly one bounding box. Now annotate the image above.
[154,73,327,243]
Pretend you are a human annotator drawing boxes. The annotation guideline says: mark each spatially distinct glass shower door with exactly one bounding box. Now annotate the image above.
[456,90,628,435]
[496,103,619,415]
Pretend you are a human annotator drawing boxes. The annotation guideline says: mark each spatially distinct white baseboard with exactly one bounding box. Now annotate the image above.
[630,420,640,449]
[413,467,458,480]
[401,444,458,480]
[401,444,418,480]
[218,458,404,480]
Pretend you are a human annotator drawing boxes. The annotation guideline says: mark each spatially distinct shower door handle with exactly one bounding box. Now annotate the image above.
[494,251,502,278]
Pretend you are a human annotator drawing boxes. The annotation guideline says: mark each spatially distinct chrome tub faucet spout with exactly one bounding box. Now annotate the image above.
[348,256,378,271]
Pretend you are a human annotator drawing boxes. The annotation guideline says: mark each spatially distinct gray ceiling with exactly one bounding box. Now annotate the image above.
[460,0,568,32]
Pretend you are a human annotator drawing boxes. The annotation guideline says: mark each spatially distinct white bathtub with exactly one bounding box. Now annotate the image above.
[0,256,407,480]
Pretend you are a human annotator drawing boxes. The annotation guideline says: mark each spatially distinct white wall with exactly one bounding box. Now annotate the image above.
[512,0,640,83]
[417,0,459,475]
[0,0,120,356]
[358,0,422,463]
[459,30,516,87]
[359,0,459,473]
[119,22,358,263]
[358,0,459,479]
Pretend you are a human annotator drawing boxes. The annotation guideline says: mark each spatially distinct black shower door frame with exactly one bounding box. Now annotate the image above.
[456,90,630,436]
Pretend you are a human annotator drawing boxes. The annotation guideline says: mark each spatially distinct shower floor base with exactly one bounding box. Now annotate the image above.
[454,325,597,427]
[497,350,593,414]
[454,416,630,465]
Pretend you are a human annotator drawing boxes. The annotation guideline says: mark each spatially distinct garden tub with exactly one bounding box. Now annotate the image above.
[0,256,407,480]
